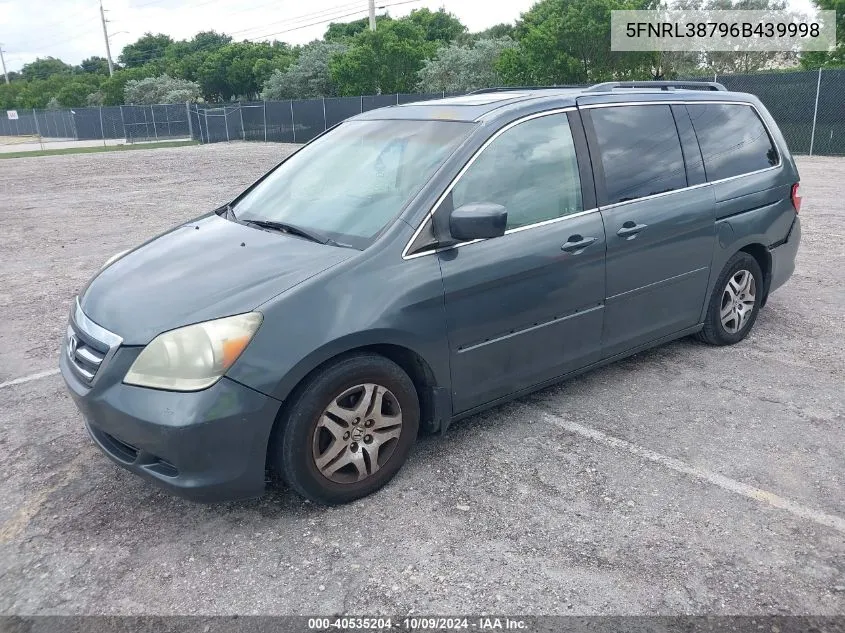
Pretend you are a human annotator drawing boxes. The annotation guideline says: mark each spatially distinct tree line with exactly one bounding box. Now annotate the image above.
[0,0,841,111]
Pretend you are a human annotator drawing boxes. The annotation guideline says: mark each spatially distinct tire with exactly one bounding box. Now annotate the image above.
[270,353,419,505]
[697,252,763,346]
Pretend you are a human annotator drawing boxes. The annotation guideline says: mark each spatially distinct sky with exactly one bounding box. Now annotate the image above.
[0,0,541,72]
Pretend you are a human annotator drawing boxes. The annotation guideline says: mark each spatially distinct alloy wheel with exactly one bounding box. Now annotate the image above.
[311,383,403,484]
[720,269,756,334]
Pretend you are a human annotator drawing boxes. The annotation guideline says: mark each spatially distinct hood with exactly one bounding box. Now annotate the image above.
[81,213,355,345]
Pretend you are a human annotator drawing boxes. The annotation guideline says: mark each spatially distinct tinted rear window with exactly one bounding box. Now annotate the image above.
[686,103,779,182]
[591,105,686,204]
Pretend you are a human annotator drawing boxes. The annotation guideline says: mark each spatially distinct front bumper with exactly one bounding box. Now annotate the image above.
[61,340,282,503]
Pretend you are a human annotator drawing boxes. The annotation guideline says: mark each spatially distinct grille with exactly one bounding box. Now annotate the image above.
[66,298,122,385]
[66,326,108,382]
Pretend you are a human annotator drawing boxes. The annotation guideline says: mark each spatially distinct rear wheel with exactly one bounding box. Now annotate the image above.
[697,252,763,346]
[271,353,419,504]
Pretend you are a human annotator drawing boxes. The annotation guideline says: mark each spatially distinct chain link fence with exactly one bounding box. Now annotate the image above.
[682,68,845,156]
[2,69,843,155]
[187,92,453,146]
[0,104,191,149]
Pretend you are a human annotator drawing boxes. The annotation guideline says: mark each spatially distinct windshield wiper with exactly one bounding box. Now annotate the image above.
[243,219,332,245]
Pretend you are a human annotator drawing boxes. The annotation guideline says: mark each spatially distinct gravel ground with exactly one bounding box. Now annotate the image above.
[0,143,843,616]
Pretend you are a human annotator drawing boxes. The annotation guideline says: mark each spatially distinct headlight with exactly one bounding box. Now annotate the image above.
[124,312,263,391]
[101,249,130,270]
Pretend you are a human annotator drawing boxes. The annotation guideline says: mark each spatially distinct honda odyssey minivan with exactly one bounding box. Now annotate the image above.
[60,81,801,504]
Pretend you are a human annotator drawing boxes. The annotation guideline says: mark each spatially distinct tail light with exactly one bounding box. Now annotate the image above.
[791,183,802,213]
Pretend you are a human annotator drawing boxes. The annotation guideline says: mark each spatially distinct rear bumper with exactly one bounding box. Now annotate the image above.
[769,215,801,296]
[61,347,282,503]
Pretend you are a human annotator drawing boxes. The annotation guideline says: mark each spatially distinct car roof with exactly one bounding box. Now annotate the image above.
[352,82,758,124]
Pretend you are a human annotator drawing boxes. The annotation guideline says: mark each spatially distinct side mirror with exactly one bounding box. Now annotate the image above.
[449,203,507,241]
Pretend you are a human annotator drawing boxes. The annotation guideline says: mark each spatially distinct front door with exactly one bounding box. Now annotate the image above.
[583,103,716,357]
[434,111,607,414]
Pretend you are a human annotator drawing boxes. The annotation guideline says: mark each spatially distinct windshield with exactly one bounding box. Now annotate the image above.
[233,119,475,249]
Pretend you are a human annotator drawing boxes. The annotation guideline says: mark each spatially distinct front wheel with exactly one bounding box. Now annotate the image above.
[697,252,763,346]
[271,353,419,504]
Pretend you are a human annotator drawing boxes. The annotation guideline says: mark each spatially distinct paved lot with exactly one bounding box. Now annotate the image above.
[0,143,843,616]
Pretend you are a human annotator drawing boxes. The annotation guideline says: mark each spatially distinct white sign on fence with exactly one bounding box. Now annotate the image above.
[7,110,19,120]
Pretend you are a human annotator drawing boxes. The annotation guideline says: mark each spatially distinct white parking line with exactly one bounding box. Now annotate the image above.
[536,409,845,535]
[0,368,61,389]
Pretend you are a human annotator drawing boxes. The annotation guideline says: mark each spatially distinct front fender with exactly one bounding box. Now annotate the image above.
[225,244,451,405]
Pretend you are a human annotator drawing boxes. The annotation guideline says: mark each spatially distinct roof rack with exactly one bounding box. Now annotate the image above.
[584,80,727,92]
[468,85,584,94]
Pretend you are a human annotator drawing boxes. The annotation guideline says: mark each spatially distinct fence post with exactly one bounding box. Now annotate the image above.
[32,108,44,150]
[99,106,106,147]
[225,106,230,142]
[263,100,267,142]
[186,102,194,140]
[204,108,209,144]
[809,67,822,157]
[196,106,204,144]
[119,105,127,143]
[322,97,327,131]
[396,93,399,105]
[151,105,158,140]
[713,72,717,83]
[290,100,296,143]
[239,103,245,140]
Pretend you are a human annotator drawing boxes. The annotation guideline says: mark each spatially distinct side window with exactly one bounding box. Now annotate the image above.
[450,113,582,231]
[686,103,779,181]
[590,105,687,204]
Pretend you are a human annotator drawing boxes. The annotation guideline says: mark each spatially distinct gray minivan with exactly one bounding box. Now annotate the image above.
[60,81,802,505]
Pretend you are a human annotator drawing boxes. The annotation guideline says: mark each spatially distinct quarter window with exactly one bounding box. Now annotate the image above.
[686,103,779,182]
[590,105,687,205]
[449,113,583,231]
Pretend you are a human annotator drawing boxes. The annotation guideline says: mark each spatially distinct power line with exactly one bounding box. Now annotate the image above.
[116,0,409,66]
[243,0,422,41]
[228,1,366,37]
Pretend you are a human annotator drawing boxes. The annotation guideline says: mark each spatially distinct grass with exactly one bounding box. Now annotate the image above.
[0,140,199,159]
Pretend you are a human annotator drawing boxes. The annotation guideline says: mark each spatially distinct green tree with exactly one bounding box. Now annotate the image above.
[56,76,102,106]
[197,41,293,101]
[418,37,517,92]
[497,0,655,85]
[802,0,845,67]
[475,23,517,40]
[21,57,74,81]
[163,31,233,81]
[324,16,390,41]
[261,41,347,99]
[0,82,24,109]
[119,33,174,68]
[124,74,201,104]
[330,19,435,94]
[405,8,467,42]
[79,56,111,75]
[98,65,159,105]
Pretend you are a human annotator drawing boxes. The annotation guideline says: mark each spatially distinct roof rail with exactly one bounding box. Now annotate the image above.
[584,80,727,92]
[468,85,584,94]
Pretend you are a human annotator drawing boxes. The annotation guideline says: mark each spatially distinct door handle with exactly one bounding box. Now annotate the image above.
[617,221,648,238]
[561,235,598,253]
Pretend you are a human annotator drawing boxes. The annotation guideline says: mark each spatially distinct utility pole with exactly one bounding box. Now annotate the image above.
[368,0,376,30]
[100,0,114,77]
[0,45,9,84]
